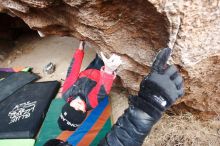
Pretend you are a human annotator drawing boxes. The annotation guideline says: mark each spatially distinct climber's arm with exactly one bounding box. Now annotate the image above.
[99,48,184,146]
[87,67,116,108]
[87,53,121,108]
[62,41,85,97]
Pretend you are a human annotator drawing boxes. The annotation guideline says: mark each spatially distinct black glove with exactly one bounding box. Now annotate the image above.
[131,48,184,120]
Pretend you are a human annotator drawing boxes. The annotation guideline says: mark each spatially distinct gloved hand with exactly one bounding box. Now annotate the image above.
[100,52,122,74]
[78,40,85,50]
[70,97,86,113]
[131,48,184,120]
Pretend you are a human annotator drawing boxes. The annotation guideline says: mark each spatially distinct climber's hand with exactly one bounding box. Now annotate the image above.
[79,40,85,50]
[100,52,122,74]
[37,31,45,37]
[70,97,86,113]
[138,48,184,112]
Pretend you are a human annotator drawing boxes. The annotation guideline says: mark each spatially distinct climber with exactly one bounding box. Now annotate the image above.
[57,40,122,131]
[99,47,184,145]
[44,47,184,146]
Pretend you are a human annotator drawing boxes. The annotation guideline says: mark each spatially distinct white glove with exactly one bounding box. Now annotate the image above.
[78,40,85,50]
[100,52,122,74]
[37,31,45,37]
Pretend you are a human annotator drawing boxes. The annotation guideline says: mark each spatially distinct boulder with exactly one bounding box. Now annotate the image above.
[0,0,219,118]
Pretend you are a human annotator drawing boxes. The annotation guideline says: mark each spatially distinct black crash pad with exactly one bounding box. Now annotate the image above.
[0,72,39,103]
[0,81,60,139]
[0,72,14,79]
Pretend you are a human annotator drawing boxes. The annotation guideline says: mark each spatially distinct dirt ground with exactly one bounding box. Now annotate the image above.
[0,33,96,82]
[0,34,219,146]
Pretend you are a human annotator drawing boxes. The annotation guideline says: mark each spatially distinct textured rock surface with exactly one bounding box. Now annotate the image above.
[0,0,219,118]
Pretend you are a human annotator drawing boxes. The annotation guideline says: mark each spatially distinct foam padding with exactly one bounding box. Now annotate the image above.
[0,72,14,79]
[35,99,65,146]
[66,97,111,146]
[0,67,32,72]
[0,81,60,138]
[0,67,32,81]
[0,72,39,103]
[0,139,35,146]
[36,97,112,146]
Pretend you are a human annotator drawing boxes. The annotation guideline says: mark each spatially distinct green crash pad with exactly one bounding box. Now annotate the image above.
[0,139,35,146]
[36,98,112,146]
[35,99,65,146]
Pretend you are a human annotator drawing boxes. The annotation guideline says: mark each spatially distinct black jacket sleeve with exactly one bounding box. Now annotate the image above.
[99,48,184,146]
[99,104,158,146]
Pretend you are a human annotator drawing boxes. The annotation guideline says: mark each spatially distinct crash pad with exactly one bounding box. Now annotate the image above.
[0,72,13,79]
[0,139,35,146]
[0,67,32,73]
[0,81,60,139]
[35,99,65,146]
[0,67,32,79]
[0,72,39,103]
[35,97,112,146]
[66,96,111,146]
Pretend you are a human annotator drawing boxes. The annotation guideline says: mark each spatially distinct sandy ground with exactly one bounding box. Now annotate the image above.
[0,34,96,82]
[0,34,219,146]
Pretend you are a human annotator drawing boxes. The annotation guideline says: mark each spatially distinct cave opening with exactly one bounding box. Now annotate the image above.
[0,13,37,61]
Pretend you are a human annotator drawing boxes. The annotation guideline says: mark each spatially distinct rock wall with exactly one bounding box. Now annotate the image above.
[0,0,219,118]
